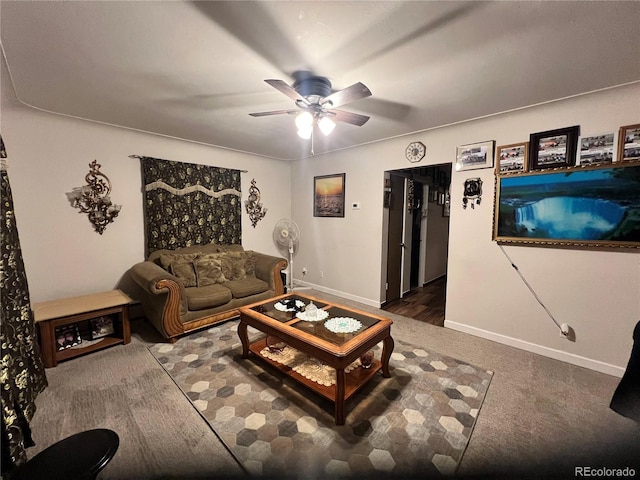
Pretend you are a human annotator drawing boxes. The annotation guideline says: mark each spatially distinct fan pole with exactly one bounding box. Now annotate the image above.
[288,241,295,291]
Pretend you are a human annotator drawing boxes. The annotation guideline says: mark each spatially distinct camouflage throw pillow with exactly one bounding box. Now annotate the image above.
[221,251,256,281]
[168,260,197,287]
[194,257,227,287]
[198,251,256,282]
[159,253,199,271]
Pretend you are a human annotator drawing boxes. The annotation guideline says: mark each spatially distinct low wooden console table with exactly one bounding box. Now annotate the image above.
[34,290,131,368]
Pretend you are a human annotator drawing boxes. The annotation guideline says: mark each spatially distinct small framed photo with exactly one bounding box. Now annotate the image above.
[496,142,529,174]
[91,316,115,339]
[314,173,345,217]
[455,140,495,171]
[529,125,580,170]
[578,133,615,166]
[55,324,82,351]
[618,124,640,162]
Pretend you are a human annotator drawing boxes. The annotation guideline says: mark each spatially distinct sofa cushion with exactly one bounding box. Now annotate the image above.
[194,257,227,286]
[224,277,269,299]
[215,244,245,253]
[158,252,198,270]
[158,253,199,287]
[185,284,232,310]
[198,251,257,282]
[169,261,197,288]
[149,244,244,265]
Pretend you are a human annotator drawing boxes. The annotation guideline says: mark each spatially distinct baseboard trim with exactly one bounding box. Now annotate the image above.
[295,280,382,308]
[444,320,625,378]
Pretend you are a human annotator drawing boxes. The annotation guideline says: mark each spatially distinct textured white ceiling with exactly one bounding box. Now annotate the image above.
[2,1,639,160]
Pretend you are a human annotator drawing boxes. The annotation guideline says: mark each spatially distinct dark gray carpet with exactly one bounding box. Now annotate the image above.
[148,320,493,478]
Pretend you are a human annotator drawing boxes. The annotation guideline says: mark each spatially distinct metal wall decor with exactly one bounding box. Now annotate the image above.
[245,178,267,228]
[462,178,482,209]
[66,160,121,234]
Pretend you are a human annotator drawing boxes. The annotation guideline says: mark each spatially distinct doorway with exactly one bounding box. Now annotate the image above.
[382,164,451,325]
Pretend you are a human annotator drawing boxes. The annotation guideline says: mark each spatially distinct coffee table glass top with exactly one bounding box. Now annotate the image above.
[248,294,381,347]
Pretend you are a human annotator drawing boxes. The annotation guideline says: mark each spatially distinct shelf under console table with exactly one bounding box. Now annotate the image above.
[34,289,132,368]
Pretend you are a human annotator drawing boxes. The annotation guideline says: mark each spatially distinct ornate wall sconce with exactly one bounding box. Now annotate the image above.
[66,160,121,234]
[244,178,267,228]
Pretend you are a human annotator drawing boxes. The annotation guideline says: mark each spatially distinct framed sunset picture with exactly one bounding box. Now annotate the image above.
[314,173,345,217]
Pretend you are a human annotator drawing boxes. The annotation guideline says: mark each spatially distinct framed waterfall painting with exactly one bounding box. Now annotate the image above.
[493,161,640,248]
[314,173,345,217]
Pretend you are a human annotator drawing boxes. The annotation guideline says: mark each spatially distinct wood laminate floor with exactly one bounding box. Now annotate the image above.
[382,276,446,327]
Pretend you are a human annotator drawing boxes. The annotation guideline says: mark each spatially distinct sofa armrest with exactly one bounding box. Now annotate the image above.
[253,253,288,295]
[129,261,186,338]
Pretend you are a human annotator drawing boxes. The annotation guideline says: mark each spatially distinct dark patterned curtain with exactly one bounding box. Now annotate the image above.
[140,156,242,256]
[0,135,48,475]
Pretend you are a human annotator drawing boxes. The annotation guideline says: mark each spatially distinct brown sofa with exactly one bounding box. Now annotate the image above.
[129,243,287,341]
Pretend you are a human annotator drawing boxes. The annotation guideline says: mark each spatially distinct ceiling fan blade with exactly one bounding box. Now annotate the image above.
[249,109,298,117]
[329,109,370,127]
[264,79,310,106]
[321,82,371,109]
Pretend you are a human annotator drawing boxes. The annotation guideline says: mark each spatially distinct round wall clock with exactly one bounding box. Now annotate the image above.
[406,141,426,163]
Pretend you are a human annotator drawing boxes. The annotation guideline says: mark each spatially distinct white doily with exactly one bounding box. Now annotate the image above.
[274,299,306,312]
[324,317,362,334]
[296,309,329,322]
[260,346,360,386]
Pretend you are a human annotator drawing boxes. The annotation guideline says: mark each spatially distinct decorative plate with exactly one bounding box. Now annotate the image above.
[296,309,329,322]
[274,299,306,312]
[324,317,362,334]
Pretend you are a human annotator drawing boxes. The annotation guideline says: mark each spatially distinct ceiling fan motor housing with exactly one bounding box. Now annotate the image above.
[293,76,332,101]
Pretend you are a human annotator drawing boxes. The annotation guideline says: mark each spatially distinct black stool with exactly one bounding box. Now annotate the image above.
[10,429,119,480]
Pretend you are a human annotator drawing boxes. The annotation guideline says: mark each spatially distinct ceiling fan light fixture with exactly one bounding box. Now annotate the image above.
[297,126,312,139]
[295,111,313,129]
[318,116,336,136]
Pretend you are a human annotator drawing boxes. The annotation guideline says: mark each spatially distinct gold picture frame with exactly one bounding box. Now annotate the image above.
[496,142,529,174]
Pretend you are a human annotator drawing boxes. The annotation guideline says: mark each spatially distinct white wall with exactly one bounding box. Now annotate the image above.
[291,83,640,376]
[2,59,291,303]
[424,199,449,283]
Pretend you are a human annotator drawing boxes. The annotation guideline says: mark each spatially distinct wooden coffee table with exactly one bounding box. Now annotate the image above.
[238,293,394,425]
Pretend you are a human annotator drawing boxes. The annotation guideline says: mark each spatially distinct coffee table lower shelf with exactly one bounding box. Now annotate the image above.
[248,338,382,420]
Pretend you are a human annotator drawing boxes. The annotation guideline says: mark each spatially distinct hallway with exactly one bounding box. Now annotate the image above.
[382,276,446,327]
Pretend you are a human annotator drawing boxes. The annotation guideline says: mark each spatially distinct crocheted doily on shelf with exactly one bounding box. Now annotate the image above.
[260,345,364,387]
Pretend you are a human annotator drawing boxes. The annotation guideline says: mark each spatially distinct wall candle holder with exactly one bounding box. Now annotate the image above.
[244,178,267,228]
[66,160,121,234]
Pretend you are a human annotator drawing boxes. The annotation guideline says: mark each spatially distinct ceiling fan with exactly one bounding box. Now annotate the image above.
[249,73,372,139]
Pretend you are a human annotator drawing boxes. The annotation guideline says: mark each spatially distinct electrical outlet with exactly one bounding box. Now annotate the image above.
[302,267,307,276]
[320,271,324,278]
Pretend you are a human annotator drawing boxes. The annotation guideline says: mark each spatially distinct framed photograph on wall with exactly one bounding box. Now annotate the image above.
[314,173,346,217]
[529,125,580,170]
[618,123,640,162]
[455,140,495,171]
[493,161,640,248]
[496,142,529,174]
[578,133,615,166]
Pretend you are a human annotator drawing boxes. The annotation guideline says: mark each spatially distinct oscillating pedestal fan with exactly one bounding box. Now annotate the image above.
[273,218,309,291]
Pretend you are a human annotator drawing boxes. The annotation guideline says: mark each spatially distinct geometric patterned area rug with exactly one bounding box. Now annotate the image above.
[148,320,493,478]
